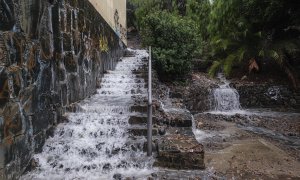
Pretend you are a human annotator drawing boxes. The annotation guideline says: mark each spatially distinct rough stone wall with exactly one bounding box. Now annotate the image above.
[184,74,218,113]
[183,74,300,113]
[0,0,124,179]
[235,83,300,109]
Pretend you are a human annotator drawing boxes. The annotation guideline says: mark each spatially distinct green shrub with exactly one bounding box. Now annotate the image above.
[140,11,197,80]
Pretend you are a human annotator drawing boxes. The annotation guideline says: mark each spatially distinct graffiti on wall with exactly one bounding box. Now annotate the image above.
[88,0,127,45]
[114,9,127,43]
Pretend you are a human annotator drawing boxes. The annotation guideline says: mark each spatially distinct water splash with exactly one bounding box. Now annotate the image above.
[157,86,212,143]
[211,73,243,114]
[21,49,154,180]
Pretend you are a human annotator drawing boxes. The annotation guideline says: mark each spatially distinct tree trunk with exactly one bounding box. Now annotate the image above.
[176,0,186,16]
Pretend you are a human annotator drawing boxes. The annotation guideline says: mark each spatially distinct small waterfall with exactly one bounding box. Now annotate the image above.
[212,73,242,112]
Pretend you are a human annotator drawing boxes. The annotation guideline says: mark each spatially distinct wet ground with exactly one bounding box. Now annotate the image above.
[194,111,300,179]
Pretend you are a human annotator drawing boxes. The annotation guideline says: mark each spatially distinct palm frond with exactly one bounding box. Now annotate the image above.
[224,54,236,76]
[208,60,222,77]
[268,50,282,64]
[258,49,265,57]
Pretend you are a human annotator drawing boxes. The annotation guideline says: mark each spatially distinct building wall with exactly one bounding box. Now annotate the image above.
[89,0,127,45]
[0,0,125,179]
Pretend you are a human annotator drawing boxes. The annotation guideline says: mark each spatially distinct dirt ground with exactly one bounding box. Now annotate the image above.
[194,114,300,179]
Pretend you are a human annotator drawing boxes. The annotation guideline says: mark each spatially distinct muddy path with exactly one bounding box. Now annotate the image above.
[194,112,300,179]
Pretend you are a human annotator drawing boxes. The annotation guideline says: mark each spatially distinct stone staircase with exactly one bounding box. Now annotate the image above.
[126,50,205,170]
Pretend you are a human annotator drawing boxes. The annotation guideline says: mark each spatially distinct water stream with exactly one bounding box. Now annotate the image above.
[21,49,154,180]
[200,73,300,148]
[210,73,244,115]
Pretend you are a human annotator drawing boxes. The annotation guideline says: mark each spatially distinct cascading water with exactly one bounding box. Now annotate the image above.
[21,49,154,179]
[211,73,242,113]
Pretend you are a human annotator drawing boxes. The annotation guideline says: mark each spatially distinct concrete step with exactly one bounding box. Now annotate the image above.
[128,115,148,125]
[135,74,148,79]
[163,111,193,127]
[128,115,158,125]
[126,135,159,152]
[130,105,148,113]
[154,127,204,170]
[128,125,158,136]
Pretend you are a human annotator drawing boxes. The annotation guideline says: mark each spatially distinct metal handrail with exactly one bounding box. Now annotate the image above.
[147,46,153,156]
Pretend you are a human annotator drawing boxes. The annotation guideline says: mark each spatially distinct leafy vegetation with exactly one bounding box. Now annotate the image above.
[207,0,300,88]
[129,0,300,88]
[140,11,197,80]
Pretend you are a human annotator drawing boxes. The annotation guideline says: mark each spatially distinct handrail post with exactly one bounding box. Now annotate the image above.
[147,46,153,156]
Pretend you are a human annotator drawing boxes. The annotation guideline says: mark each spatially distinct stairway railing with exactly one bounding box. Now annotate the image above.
[147,46,153,156]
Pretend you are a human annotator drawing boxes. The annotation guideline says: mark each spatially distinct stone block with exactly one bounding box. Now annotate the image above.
[0,168,4,180]
[128,126,158,136]
[3,102,23,138]
[130,105,148,113]
[19,86,34,115]
[128,116,148,125]
[59,83,68,106]
[67,73,80,103]
[37,61,52,93]
[164,111,193,127]
[155,133,204,169]
[78,10,85,32]
[64,52,77,72]
[73,30,81,55]
[0,144,5,169]
[31,109,54,135]
[13,135,32,171]
[33,131,46,153]
[63,33,73,51]
[0,137,14,169]
[66,8,72,32]
[0,67,9,108]
[57,60,66,82]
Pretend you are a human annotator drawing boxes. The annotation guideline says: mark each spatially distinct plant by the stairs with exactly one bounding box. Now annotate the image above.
[140,11,197,80]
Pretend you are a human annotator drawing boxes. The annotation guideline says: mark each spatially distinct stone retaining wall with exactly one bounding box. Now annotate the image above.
[0,0,124,179]
[235,83,300,109]
[183,74,300,113]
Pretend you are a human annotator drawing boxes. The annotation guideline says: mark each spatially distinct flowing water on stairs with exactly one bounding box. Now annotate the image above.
[21,49,154,180]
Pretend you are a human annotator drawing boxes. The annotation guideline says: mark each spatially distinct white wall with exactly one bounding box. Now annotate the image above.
[89,0,127,45]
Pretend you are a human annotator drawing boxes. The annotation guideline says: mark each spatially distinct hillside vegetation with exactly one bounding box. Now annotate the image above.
[128,0,300,88]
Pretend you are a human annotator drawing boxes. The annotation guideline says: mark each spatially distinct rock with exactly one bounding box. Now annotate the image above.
[185,73,218,113]
[158,127,166,135]
[113,173,123,180]
[151,173,158,178]
[196,122,204,129]
[155,133,205,169]
[102,163,112,171]
[241,75,247,80]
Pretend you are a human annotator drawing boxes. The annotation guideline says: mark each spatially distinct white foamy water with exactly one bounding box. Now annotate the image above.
[21,49,154,180]
[157,87,212,143]
[212,73,241,112]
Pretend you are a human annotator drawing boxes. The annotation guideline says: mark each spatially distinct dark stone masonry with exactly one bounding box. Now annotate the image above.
[234,83,300,109]
[0,0,124,179]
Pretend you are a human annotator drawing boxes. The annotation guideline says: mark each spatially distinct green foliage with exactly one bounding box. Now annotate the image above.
[129,0,300,88]
[186,0,211,57]
[207,0,300,88]
[140,11,197,80]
